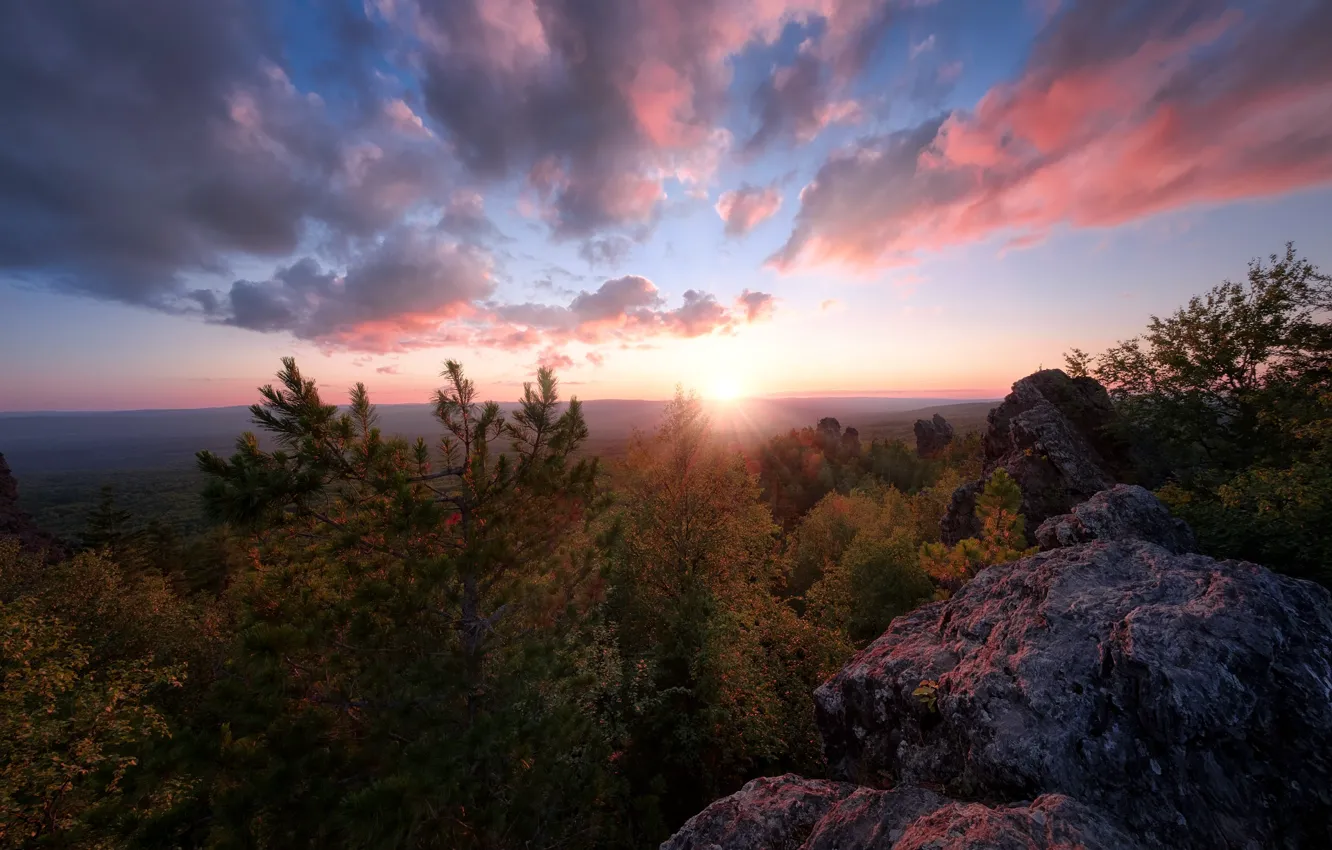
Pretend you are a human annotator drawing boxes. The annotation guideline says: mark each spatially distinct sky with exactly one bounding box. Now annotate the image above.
[1,0,1330,411]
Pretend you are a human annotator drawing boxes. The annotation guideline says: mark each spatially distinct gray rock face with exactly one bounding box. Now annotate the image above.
[0,452,65,560]
[1035,484,1195,553]
[662,776,1140,850]
[891,794,1143,850]
[660,775,854,850]
[814,540,1332,848]
[801,785,950,849]
[941,370,1134,545]
[913,414,955,459]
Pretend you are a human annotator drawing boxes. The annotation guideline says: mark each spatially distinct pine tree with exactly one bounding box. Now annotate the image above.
[82,485,133,552]
[919,468,1035,591]
[182,357,612,848]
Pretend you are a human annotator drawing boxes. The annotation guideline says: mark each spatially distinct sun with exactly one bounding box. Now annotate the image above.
[708,376,744,402]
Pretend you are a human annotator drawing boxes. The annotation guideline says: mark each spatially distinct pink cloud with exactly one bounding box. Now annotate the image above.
[494,276,777,348]
[537,347,575,370]
[772,1,1332,270]
[715,183,784,236]
[735,289,776,322]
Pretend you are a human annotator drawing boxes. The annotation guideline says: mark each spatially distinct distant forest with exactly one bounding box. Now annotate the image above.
[8,400,995,541]
[3,245,1329,848]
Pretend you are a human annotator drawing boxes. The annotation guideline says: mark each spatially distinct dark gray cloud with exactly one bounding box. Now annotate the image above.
[747,52,840,153]
[439,189,505,241]
[0,0,451,307]
[578,236,635,269]
[742,2,903,152]
[394,0,830,237]
[210,226,494,351]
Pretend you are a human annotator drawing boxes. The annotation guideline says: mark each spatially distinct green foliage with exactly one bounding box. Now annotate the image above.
[755,419,862,527]
[168,357,615,848]
[919,469,1035,590]
[595,390,848,841]
[1081,243,1332,483]
[18,469,210,544]
[756,421,970,530]
[912,679,939,714]
[1072,244,1332,584]
[1158,395,1332,585]
[82,485,134,551]
[798,485,938,644]
[0,538,207,849]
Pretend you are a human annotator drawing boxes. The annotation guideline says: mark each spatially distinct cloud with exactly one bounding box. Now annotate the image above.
[439,190,503,240]
[736,289,776,322]
[715,183,784,236]
[579,236,635,269]
[743,1,908,152]
[393,0,890,236]
[586,351,606,367]
[209,226,494,351]
[494,276,776,347]
[910,34,936,59]
[536,347,575,371]
[773,0,1332,270]
[0,1,453,307]
[376,364,401,374]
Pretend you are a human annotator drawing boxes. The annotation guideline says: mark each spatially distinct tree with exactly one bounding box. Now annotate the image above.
[82,485,134,552]
[0,538,206,849]
[919,469,1034,592]
[1075,243,1332,484]
[177,358,612,848]
[1159,394,1332,585]
[598,390,844,842]
[798,484,936,645]
[1069,244,1332,583]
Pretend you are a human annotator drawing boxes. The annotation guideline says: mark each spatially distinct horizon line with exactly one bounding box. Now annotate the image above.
[0,392,1005,416]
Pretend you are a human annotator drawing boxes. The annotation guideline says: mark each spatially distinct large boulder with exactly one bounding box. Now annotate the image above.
[814,540,1332,848]
[888,794,1142,850]
[800,785,950,849]
[913,414,954,459]
[663,776,1140,850]
[661,775,854,850]
[941,370,1133,545]
[1035,484,1195,553]
[0,452,65,560]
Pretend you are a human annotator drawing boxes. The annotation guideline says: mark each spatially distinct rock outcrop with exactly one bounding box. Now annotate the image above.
[941,370,1133,545]
[912,414,954,459]
[665,369,1332,849]
[0,452,65,560]
[885,794,1143,850]
[661,775,853,850]
[1035,484,1195,553]
[814,540,1332,848]
[663,775,1143,850]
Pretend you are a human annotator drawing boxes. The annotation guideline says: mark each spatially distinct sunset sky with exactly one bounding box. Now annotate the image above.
[2,0,1330,410]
